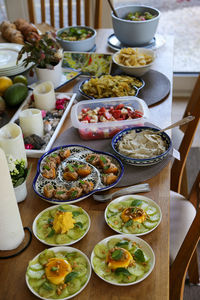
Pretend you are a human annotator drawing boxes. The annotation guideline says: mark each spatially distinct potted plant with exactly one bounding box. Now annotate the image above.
[7,155,30,203]
[17,32,63,87]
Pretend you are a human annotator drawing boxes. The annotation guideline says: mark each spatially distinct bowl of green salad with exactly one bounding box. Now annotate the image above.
[112,5,160,46]
[56,26,96,52]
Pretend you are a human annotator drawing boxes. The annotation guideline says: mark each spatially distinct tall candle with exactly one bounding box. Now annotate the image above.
[0,148,25,250]
[33,81,56,110]
[0,123,27,166]
[19,108,44,137]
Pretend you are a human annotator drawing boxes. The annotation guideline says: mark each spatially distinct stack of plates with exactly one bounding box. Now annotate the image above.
[0,43,32,76]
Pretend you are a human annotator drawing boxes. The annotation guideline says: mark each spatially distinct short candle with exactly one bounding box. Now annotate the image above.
[19,108,44,138]
[33,81,56,110]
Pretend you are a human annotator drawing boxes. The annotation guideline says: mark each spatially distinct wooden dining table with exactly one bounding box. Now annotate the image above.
[0,29,173,300]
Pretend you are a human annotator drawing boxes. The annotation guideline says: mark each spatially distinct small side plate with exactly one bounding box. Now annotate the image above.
[108,33,166,51]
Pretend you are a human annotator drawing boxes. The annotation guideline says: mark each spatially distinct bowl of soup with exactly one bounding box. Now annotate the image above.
[56,26,96,52]
[112,5,160,46]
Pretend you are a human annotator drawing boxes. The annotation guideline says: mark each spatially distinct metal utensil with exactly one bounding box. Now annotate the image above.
[93,183,150,202]
[155,115,195,134]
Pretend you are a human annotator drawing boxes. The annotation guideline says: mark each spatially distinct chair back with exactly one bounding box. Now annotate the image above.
[171,74,200,193]
[27,0,102,29]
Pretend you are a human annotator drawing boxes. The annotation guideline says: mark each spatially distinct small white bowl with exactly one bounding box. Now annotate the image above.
[56,26,96,52]
[113,48,155,76]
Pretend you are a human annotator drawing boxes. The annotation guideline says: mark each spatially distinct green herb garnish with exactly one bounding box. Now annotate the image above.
[131,199,142,207]
[115,268,131,276]
[47,229,55,237]
[125,219,133,227]
[103,165,110,170]
[116,241,129,247]
[77,164,84,168]
[100,155,107,163]
[48,218,54,225]
[65,272,78,283]
[51,266,58,272]
[72,211,81,217]
[51,153,58,158]
[75,222,83,228]
[88,155,95,162]
[56,191,65,195]
[43,165,50,171]
[79,179,85,184]
[134,249,145,263]
[67,164,74,172]
[111,249,123,261]
[71,190,78,198]
[58,206,68,212]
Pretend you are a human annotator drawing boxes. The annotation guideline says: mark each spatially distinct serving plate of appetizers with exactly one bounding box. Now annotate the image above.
[33,144,124,204]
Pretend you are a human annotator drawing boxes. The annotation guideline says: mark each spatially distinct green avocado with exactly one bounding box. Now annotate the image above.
[4,83,28,107]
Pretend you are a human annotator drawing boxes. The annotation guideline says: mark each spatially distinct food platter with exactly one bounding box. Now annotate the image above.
[91,234,155,286]
[62,52,112,77]
[26,246,91,300]
[33,144,124,204]
[79,75,145,100]
[33,204,91,246]
[105,194,162,235]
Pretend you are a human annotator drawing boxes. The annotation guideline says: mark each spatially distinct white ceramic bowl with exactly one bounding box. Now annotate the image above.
[105,194,162,236]
[26,246,91,300]
[91,234,155,286]
[56,26,96,52]
[113,48,156,77]
[112,5,160,46]
[32,204,91,246]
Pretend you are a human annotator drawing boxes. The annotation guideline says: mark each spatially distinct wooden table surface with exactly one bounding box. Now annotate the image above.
[0,29,174,300]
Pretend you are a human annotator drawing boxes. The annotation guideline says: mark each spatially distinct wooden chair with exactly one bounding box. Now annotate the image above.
[27,0,102,29]
[170,74,200,300]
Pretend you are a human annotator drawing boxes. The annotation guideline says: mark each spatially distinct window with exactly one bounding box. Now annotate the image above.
[114,0,200,73]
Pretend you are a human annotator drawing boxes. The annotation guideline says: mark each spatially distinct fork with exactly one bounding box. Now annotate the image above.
[93,183,151,202]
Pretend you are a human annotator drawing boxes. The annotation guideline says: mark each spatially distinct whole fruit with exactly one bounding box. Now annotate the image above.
[13,75,28,86]
[4,83,28,107]
[0,76,13,96]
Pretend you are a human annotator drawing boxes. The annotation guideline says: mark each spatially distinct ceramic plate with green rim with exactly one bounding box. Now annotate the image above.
[91,234,155,286]
[26,246,91,300]
[33,204,90,246]
[105,194,162,236]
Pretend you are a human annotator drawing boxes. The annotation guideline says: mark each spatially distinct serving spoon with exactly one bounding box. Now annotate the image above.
[93,183,151,202]
[107,0,119,18]
[155,115,195,134]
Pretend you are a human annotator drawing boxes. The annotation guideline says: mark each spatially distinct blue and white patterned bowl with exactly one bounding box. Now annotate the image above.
[112,126,172,166]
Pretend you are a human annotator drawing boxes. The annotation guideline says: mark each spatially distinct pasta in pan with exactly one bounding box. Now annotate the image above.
[118,129,167,159]
[82,75,143,98]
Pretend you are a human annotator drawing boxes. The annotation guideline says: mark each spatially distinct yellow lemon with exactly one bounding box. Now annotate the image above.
[0,76,13,95]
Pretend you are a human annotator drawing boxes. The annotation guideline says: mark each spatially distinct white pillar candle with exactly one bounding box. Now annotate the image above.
[19,108,44,138]
[0,123,27,166]
[33,81,56,111]
[0,148,25,250]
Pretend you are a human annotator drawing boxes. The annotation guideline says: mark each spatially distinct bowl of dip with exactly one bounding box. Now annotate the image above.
[111,126,172,166]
